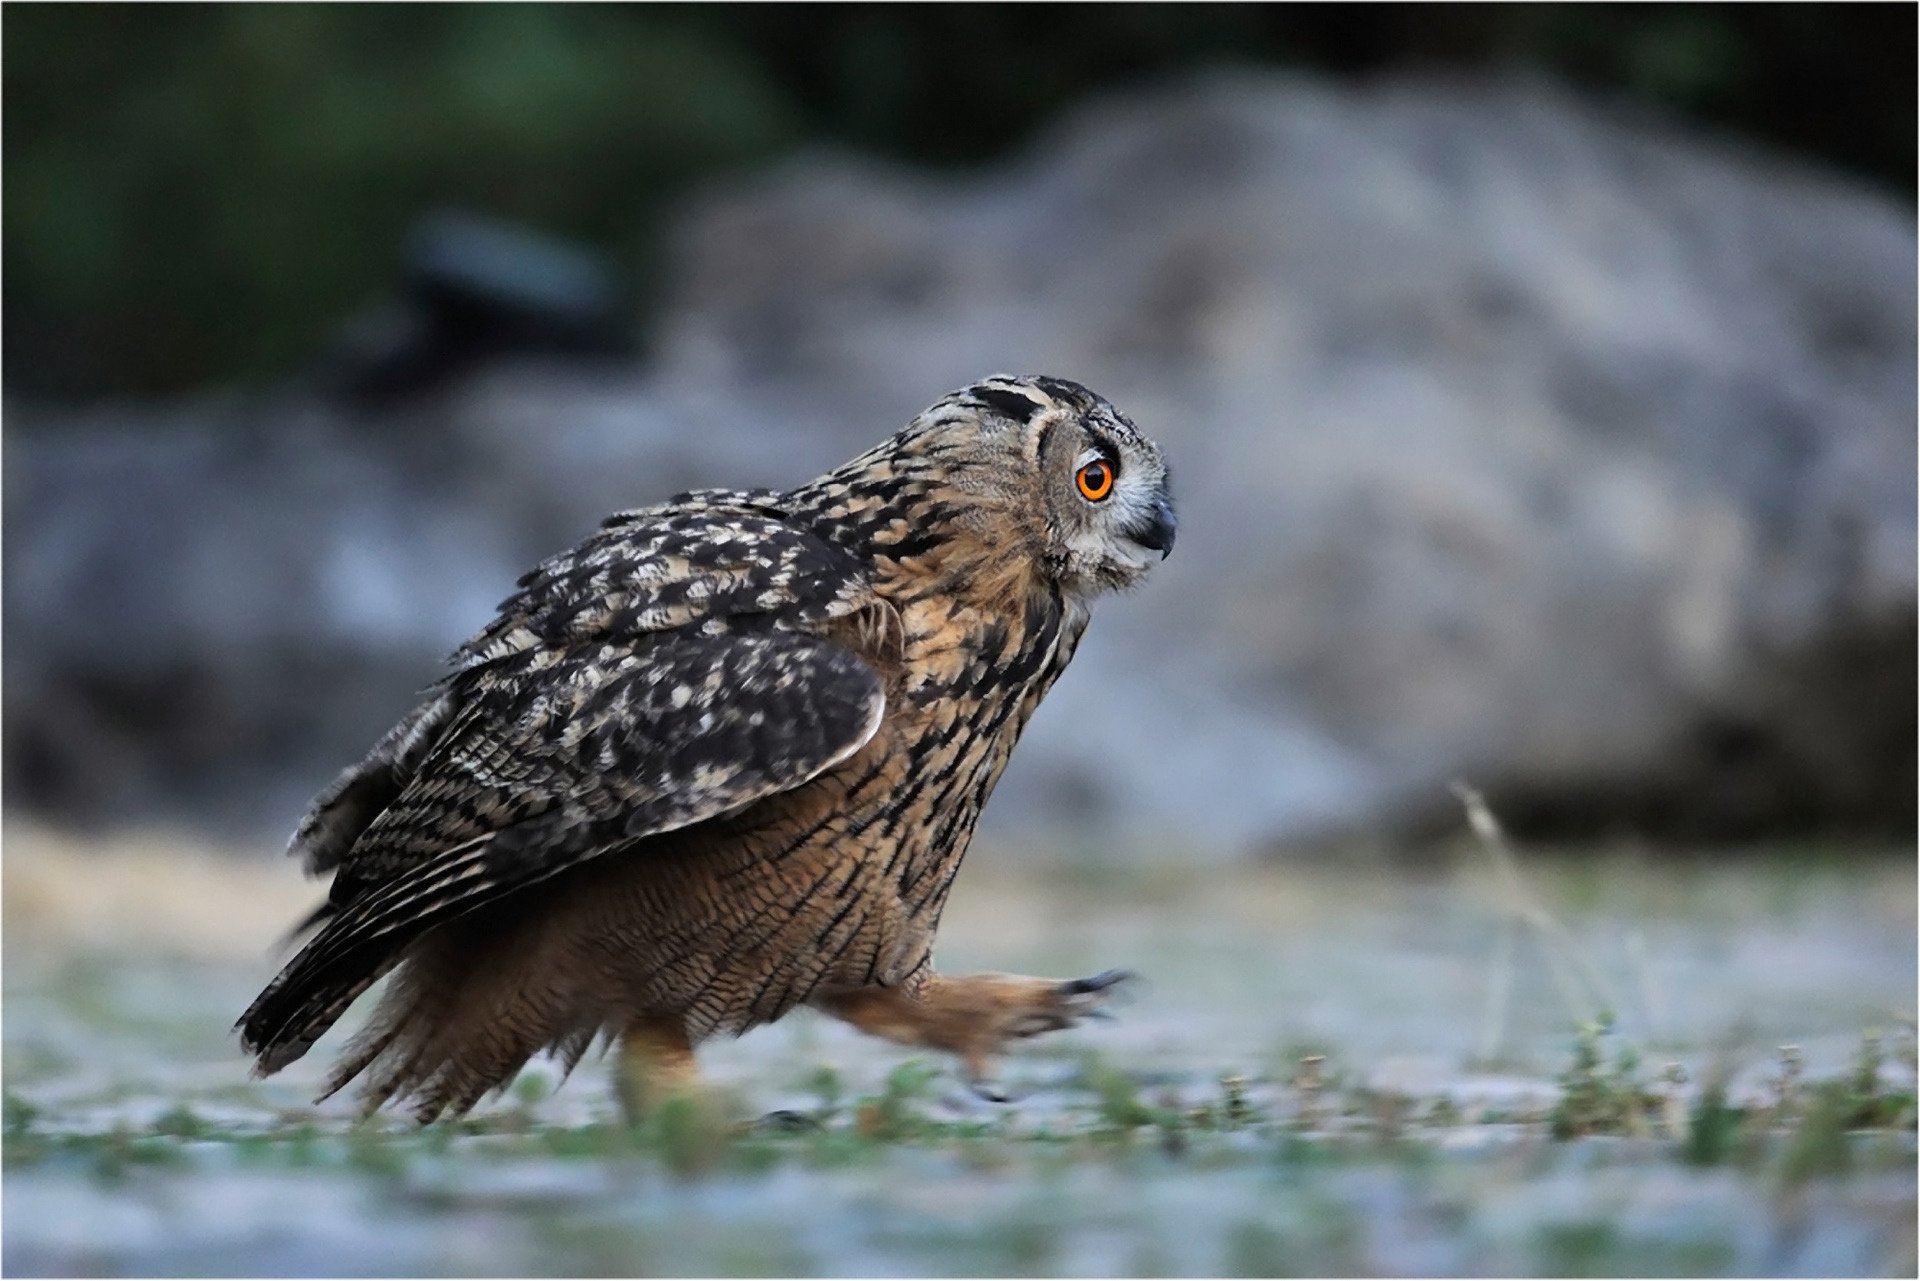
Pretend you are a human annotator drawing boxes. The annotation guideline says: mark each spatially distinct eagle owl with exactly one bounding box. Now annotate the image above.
[239,375,1176,1122]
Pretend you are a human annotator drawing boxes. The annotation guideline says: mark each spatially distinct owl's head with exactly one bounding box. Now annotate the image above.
[932,374,1176,596]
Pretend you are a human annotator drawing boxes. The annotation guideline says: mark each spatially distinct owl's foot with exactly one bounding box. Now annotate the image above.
[814,968,1138,1101]
[1002,969,1136,1037]
[751,1108,824,1133]
[961,969,1137,1100]
[614,1017,703,1124]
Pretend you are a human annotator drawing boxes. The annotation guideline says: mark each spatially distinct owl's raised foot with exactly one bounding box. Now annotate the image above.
[1012,968,1137,1036]
[815,967,1140,1101]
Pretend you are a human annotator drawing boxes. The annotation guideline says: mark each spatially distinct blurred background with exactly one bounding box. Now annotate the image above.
[4,3,1916,854]
[3,7,1915,1276]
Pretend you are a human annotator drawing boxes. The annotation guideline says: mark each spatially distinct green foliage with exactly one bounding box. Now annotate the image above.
[1086,1060,1160,1131]
[851,1058,940,1140]
[1225,1213,1366,1278]
[87,1124,190,1184]
[1549,1015,1660,1139]
[1779,1081,1861,1183]
[802,1062,844,1124]
[4,1091,40,1139]
[1533,1219,1737,1277]
[3,1025,1912,1204]
[510,1067,552,1107]
[1682,1071,1742,1166]
[5,5,801,394]
[150,1102,206,1140]
[1189,1071,1263,1131]
[1766,1028,1920,1177]
[644,1090,732,1179]
[5,5,1911,397]
[1837,1029,1917,1131]
[1543,1020,1919,1172]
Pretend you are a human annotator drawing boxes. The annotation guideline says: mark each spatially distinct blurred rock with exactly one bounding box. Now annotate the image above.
[314,209,634,406]
[5,73,1914,851]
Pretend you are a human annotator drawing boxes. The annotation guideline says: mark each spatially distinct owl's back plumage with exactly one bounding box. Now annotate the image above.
[239,376,1174,1120]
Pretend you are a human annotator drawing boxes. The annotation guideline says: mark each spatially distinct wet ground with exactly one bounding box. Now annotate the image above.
[4,825,1914,1276]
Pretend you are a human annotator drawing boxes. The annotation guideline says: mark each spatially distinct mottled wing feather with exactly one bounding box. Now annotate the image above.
[449,499,871,676]
[597,487,784,527]
[286,690,462,877]
[346,630,884,890]
[283,496,880,882]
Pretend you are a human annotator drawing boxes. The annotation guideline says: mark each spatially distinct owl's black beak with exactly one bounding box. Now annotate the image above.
[1127,496,1177,559]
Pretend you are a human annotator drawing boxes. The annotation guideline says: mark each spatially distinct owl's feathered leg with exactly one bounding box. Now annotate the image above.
[614,1017,701,1123]
[814,969,1134,1099]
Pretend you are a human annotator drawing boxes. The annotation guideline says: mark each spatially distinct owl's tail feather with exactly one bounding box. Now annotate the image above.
[288,692,455,876]
[241,876,609,1123]
[300,907,602,1125]
[238,821,563,1076]
[237,946,401,1078]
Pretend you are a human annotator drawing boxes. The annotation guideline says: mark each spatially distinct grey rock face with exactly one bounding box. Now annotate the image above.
[6,74,1913,850]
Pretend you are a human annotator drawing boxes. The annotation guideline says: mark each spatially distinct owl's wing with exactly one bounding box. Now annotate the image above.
[288,496,881,877]
[242,503,895,1070]
[346,628,885,897]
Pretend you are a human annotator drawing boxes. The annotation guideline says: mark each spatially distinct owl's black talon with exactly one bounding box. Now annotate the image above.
[969,1077,1012,1104]
[1061,968,1137,997]
[756,1108,822,1132]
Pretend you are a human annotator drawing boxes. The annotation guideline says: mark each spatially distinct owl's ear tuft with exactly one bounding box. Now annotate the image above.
[974,387,1045,425]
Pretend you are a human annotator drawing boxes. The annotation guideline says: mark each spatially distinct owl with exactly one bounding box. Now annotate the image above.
[238,374,1176,1122]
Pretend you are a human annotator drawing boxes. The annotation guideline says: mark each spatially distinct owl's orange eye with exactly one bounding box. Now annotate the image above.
[1076,458,1116,502]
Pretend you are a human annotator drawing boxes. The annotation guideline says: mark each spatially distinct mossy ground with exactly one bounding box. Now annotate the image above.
[3,832,1913,1276]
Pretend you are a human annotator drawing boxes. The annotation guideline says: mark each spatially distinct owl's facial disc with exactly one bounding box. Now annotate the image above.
[946,374,1173,595]
[1050,410,1174,593]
